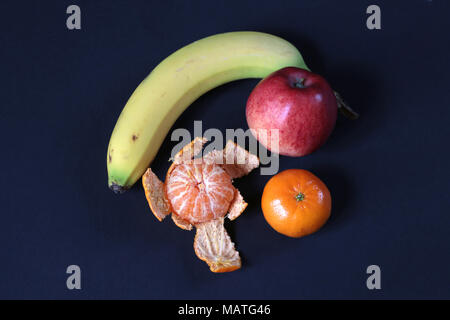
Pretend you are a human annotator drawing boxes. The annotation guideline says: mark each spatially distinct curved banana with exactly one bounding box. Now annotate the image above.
[107,31,308,193]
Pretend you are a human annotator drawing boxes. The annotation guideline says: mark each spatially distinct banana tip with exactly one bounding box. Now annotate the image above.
[109,182,127,194]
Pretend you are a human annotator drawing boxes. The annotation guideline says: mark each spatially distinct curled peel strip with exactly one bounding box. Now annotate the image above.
[194,218,241,273]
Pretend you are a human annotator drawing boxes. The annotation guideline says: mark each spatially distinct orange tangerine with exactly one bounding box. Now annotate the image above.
[142,138,260,273]
[165,162,235,225]
[261,169,331,238]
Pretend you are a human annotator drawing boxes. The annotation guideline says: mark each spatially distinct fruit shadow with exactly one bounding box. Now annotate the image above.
[309,164,355,231]
[232,163,354,267]
[320,63,384,153]
[225,171,295,268]
[258,29,327,73]
[256,29,385,152]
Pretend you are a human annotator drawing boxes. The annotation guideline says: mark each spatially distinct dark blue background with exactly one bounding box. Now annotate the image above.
[0,0,449,299]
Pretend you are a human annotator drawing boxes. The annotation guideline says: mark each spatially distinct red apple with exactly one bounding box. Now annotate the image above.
[246,67,337,157]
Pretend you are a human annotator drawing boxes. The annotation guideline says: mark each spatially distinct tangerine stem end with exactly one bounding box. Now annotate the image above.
[295,192,305,202]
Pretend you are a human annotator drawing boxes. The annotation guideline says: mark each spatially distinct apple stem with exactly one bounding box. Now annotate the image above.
[293,78,306,88]
[334,91,359,120]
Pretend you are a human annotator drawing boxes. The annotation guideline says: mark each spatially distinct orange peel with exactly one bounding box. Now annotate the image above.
[171,213,193,231]
[203,140,260,179]
[142,138,259,272]
[172,136,207,164]
[228,187,247,221]
[194,218,241,273]
[142,168,170,221]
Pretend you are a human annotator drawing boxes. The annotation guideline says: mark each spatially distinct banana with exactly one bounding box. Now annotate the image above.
[107,31,308,193]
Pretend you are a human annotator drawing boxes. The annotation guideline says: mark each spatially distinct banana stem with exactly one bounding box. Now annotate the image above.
[334,91,359,120]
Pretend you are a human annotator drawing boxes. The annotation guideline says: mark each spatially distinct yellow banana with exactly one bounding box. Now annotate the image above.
[107,31,308,193]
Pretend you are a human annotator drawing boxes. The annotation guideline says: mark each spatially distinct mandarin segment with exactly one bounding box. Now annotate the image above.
[193,218,241,273]
[142,168,171,221]
[165,162,234,225]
